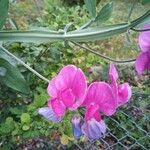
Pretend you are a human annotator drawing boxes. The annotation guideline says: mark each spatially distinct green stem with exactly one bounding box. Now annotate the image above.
[70,41,136,64]
[1,46,49,83]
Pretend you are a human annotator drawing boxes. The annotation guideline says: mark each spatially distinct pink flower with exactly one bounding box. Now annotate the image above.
[109,64,132,106]
[82,82,117,117]
[135,24,150,74]
[138,24,150,52]
[80,82,116,140]
[38,65,87,122]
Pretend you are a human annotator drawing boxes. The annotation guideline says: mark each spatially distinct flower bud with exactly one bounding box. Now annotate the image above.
[71,115,83,139]
[82,119,106,141]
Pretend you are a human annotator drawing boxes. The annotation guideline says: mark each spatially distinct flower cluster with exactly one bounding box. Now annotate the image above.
[38,64,131,140]
[135,24,150,74]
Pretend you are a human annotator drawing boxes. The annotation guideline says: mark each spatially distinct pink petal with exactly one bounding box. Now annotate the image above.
[47,65,77,97]
[110,80,118,100]
[135,51,150,75]
[118,83,132,106]
[139,24,150,52]
[83,82,117,116]
[59,65,78,87]
[48,98,66,117]
[85,104,101,121]
[47,75,66,97]
[109,64,119,83]
[60,88,75,107]
[71,68,87,109]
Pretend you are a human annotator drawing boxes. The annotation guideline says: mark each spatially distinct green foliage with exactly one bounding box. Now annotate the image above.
[142,0,150,5]
[95,2,113,23]
[0,56,30,94]
[0,0,9,29]
[21,113,31,123]
[84,0,96,18]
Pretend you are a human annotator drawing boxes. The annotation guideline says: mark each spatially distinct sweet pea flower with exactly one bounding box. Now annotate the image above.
[135,24,150,74]
[38,65,87,122]
[80,82,116,140]
[109,64,132,106]
[82,82,117,117]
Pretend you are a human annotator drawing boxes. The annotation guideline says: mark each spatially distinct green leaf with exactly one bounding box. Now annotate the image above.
[95,2,113,22]
[84,0,96,18]
[22,125,30,131]
[142,0,150,5]
[33,92,48,108]
[0,56,30,94]
[0,0,9,29]
[21,113,31,123]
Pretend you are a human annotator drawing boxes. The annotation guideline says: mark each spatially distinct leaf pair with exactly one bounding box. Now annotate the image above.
[84,0,113,23]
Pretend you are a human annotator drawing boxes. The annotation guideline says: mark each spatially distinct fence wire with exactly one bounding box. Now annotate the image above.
[17,93,149,150]
[48,93,150,150]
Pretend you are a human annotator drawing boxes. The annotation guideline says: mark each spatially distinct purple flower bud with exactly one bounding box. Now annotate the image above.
[82,119,106,141]
[71,115,83,139]
[38,107,61,122]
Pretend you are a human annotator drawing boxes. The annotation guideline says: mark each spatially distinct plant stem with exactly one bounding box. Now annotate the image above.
[1,46,49,83]
[131,28,150,32]
[70,41,136,64]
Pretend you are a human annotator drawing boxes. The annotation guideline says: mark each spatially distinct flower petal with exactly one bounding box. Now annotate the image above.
[82,119,106,141]
[47,65,77,97]
[135,51,150,75]
[59,65,78,87]
[109,64,119,83]
[118,83,132,106]
[139,24,150,52]
[85,104,101,121]
[71,115,83,139]
[71,68,87,109]
[83,82,117,116]
[47,75,66,97]
[38,107,61,122]
[61,88,75,107]
[48,98,66,117]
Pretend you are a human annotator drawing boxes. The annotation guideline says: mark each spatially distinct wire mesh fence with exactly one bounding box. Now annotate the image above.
[64,93,149,150]
[17,92,149,150]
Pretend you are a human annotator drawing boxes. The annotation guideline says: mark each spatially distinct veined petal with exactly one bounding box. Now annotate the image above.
[61,88,75,107]
[83,82,117,116]
[59,65,77,87]
[139,24,150,52]
[118,83,132,106]
[47,75,66,97]
[48,98,66,117]
[109,64,119,83]
[71,68,87,109]
[135,51,150,75]
[47,65,78,97]
[38,107,61,122]
[82,119,106,141]
[85,104,101,121]
[71,115,83,139]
